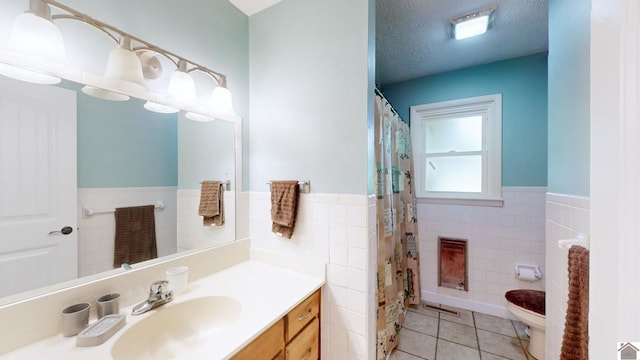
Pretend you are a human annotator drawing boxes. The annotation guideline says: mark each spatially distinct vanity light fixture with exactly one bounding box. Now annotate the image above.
[449,5,497,40]
[0,0,236,122]
[0,0,67,84]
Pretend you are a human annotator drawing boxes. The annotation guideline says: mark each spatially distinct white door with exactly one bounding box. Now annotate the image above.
[0,77,77,298]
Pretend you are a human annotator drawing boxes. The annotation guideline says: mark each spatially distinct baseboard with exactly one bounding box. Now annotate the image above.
[422,290,513,320]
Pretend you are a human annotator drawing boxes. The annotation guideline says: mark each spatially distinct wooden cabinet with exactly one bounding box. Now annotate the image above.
[230,289,321,360]
[285,290,320,342]
[286,317,319,360]
[231,319,284,360]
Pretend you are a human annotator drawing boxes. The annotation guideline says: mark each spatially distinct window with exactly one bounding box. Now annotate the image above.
[410,94,502,205]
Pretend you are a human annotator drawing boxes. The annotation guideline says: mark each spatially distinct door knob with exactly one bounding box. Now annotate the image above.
[49,226,73,236]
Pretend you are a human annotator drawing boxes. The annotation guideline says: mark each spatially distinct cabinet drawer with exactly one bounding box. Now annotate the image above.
[231,319,284,360]
[286,317,319,360]
[285,290,320,342]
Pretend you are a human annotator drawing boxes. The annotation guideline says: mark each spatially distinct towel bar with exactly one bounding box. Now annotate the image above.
[558,234,589,250]
[83,201,165,218]
[266,180,311,194]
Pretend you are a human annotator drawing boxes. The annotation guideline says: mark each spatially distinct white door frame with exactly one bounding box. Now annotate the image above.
[590,0,640,356]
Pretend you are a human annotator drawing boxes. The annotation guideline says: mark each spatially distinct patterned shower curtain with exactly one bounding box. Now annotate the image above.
[375,91,421,359]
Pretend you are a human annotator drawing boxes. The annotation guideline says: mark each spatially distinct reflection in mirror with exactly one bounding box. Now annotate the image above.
[0,77,236,305]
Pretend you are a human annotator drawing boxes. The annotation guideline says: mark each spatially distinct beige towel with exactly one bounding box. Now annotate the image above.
[113,205,157,268]
[198,180,224,226]
[270,180,299,239]
[560,245,589,360]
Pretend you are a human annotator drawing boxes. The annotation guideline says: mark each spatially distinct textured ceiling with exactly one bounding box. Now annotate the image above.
[376,0,548,85]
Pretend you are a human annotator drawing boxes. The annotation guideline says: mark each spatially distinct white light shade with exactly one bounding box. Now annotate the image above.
[100,37,147,96]
[0,11,67,84]
[144,101,179,114]
[0,63,61,84]
[81,85,129,101]
[8,13,66,63]
[210,86,234,114]
[168,61,197,103]
[185,112,215,122]
[454,16,489,40]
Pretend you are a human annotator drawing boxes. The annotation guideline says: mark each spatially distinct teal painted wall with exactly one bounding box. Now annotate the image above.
[249,0,371,194]
[380,53,548,187]
[548,0,590,196]
[75,89,178,188]
[178,116,236,190]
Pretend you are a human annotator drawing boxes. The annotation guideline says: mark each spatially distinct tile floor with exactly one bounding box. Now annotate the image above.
[389,303,535,360]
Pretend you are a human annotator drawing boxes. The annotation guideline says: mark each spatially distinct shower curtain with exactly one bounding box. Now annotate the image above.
[375,90,421,359]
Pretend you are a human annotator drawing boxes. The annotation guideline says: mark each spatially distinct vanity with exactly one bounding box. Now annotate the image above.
[0,240,325,359]
[231,289,320,360]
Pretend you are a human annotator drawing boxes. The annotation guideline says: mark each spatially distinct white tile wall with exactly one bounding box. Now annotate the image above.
[545,193,590,360]
[417,187,547,318]
[248,192,374,360]
[77,187,177,277]
[176,189,236,252]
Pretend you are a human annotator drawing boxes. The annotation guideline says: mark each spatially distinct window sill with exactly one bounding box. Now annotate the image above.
[416,197,504,207]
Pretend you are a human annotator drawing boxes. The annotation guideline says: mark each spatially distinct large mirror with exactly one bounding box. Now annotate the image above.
[0,2,236,305]
[0,77,237,306]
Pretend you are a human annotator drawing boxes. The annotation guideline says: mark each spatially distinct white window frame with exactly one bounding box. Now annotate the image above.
[410,94,503,206]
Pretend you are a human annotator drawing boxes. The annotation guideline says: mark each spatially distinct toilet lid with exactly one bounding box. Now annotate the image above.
[505,289,545,316]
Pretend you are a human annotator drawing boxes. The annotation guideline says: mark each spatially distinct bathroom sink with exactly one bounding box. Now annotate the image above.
[111,295,241,359]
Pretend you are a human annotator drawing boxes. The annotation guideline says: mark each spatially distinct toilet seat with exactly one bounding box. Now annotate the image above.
[505,289,545,316]
[505,289,546,359]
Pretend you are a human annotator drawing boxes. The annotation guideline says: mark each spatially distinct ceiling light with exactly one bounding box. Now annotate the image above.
[450,6,496,40]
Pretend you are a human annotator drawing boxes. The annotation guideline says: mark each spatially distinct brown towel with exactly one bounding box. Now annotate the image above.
[198,180,224,226]
[270,180,300,239]
[560,245,589,360]
[113,205,157,268]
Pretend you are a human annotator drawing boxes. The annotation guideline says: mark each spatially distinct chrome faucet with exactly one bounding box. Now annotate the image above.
[131,280,174,315]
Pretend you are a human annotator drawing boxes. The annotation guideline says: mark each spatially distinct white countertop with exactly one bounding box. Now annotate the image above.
[2,260,325,360]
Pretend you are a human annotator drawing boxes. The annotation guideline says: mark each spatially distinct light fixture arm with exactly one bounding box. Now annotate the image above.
[42,0,225,83]
[28,0,52,19]
[190,66,227,88]
[51,14,119,43]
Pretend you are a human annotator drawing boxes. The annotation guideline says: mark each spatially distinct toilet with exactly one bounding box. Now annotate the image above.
[505,289,546,360]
